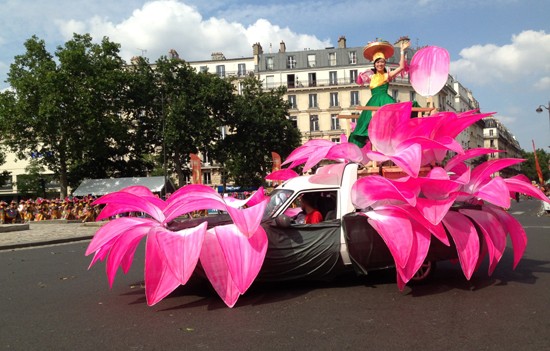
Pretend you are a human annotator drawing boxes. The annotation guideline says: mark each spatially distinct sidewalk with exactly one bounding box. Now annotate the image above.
[0,220,103,250]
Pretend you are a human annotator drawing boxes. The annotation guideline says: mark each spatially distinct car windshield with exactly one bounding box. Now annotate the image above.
[263,189,294,220]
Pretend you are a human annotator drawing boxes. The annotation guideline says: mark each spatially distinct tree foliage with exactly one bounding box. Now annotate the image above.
[0,34,131,197]
[215,76,301,187]
[520,148,549,183]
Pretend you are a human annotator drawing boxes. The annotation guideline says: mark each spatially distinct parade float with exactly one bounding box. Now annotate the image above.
[85,39,550,308]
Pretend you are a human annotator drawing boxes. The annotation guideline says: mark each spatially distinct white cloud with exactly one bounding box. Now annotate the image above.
[54,0,331,62]
[450,30,550,88]
[534,76,550,90]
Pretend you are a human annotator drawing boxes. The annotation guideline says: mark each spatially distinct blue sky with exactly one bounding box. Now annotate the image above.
[1,0,549,150]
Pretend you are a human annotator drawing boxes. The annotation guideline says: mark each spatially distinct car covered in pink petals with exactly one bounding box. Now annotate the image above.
[86,102,550,308]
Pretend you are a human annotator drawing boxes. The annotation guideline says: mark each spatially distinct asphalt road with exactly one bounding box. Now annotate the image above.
[1,199,549,351]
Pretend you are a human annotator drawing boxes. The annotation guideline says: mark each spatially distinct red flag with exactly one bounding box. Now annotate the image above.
[532,140,544,185]
[190,153,202,184]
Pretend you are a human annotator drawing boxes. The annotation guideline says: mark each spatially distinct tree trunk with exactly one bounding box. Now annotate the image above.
[173,148,185,187]
[59,155,68,198]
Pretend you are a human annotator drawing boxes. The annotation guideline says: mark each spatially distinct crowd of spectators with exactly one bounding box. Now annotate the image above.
[0,196,101,224]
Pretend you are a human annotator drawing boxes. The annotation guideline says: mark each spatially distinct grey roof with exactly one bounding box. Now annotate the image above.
[72,176,174,196]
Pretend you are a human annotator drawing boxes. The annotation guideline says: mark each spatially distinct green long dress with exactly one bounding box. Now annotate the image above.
[349,82,395,147]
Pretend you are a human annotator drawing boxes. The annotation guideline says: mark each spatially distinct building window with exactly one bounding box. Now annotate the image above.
[350,91,359,106]
[330,92,339,107]
[266,57,274,70]
[331,114,340,130]
[308,73,317,87]
[409,91,416,102]
[328,52,336,66]
[287,55,296,69]
[489,129,494,136]
[201,151,209,165]
[349,51,357,64]
[238,63,246,76]
[216,65,225,78]
[392,89,398,101]
[310,115,319,132]
[289,116,298,129]
[308,94,318,108]
[307,54,316,68]
[203,172,211,185]
[490,139,495,147]
[329,71,338,85]
[350,69,358,83]
[288,95,297,109]
[266,75,275,89]
[331,136,340,143]
[200,66,208,73]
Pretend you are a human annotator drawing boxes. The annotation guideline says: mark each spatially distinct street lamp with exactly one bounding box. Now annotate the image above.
[535,101,550,147]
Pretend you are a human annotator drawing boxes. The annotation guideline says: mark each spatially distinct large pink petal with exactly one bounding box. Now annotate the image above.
[468,158,524,192]
[409,46,449,96]
[442,211,480,280]
[105,225,151,287]
[351,175,416,209]
[445,148,503,173]
[326,142,364,162]
[155,222,207,285]
[119,186,167,210]
[484,206,527,269]
[93,192,164,222]
[200,229,241,308]
[459,209,506,275]
[86,217,154,256]
[504,177,550,203]
[363,210,413,269]
[266,169,299,181]
[399,221,431,283]
[386,204,450,246]
[474,176,511,208]
[369,102,412,154]
[144,228,181,306]
[415,194,458,225]
[225,199,269,237]
[215,224,268,294]
[389,143,422,178]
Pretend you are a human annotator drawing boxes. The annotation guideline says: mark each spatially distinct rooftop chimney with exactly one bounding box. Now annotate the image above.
[211,52,226,60]
[279,41,286,53]
[338,36,347,49]
[252,42,263,55]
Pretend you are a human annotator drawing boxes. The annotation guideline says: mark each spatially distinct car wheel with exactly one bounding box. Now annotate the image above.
[410,261,436,282]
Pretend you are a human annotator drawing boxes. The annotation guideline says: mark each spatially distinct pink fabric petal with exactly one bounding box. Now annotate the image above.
[398,221,431,284]
[155,222,207,285]
[225,199,269,237]
[352,175,416,209]
[442,211,480,280]
[503,177,550,203]
[326,142,364,162]
[266,169,299,181]
[445,148,503,173]
[86,217,153,256]
[363,210,413,269]
[105,226,151,287]
[144,227,182,306]
[415,194,458,225]
[93,192,164,222]
[467,158,524,192]
[459,209,506,276]
[474,176,511,208]
[369,102,412,154]
[119,186,167,210]
[199,229,241,308]
[409,46,449,96]
[388,143,422,178]
[215,224,268,294]
[484,206,527,269]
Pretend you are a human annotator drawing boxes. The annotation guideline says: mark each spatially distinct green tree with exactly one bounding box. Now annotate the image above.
[215,76,301,187]
[16,159,46,197]
[520,148,549,183]
[0,34,130,197]
[154,57,234,186]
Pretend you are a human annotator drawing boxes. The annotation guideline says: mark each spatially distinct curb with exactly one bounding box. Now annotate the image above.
[0,235,94,251]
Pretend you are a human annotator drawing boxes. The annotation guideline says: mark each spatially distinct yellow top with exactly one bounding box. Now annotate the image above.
[369,72,387,89]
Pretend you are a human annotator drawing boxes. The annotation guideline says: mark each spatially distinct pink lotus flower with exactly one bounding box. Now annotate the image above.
[86,185,269,307]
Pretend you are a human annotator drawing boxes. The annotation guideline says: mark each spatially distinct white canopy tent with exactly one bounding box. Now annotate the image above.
[72,176,175,197]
